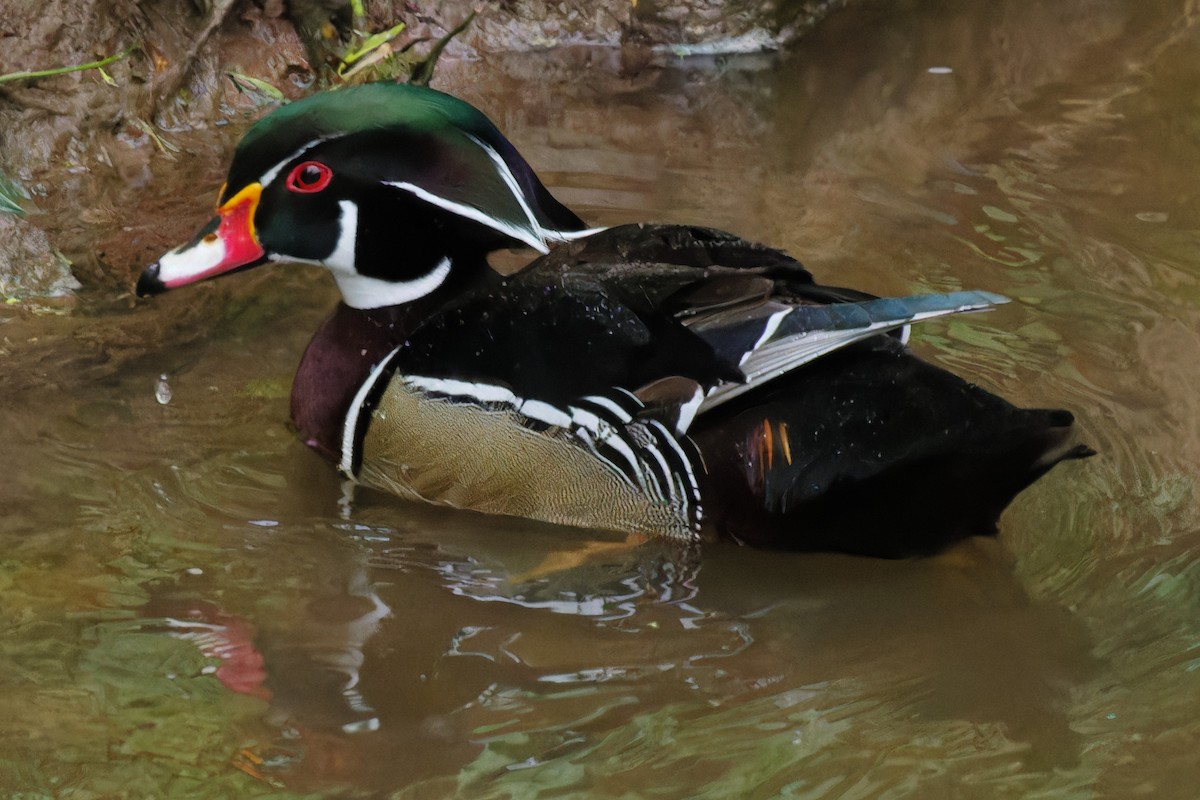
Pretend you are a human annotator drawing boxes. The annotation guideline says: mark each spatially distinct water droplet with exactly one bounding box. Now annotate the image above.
[155,373,172,405]
[927,65,954,74]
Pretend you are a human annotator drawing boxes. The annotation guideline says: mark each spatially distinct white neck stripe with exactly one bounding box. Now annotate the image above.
[340,345,403,475]
[325,200,359,272]
[332,255,453,309]
[265,200,451,309]
[299,200,453,309]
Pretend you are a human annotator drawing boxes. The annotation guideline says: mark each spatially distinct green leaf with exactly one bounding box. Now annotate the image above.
[339,22,407,71]
[132,118,180,154]
[227,72,286,105]
[0,42,138,85]
[0,171,28,216]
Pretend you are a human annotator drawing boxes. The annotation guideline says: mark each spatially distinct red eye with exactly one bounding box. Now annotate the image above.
[286,161,332,193]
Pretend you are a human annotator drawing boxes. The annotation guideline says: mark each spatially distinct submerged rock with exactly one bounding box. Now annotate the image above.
[0,215,80,299]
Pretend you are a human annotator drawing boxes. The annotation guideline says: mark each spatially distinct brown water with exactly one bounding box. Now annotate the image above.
[4,0,1200,797]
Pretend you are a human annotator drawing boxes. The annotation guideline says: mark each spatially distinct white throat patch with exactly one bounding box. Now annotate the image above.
[273,199,453,309]
[325,200,452,308]
[332,256,453,310]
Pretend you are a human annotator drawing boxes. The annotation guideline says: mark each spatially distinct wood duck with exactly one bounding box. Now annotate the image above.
[137,82,1092,557]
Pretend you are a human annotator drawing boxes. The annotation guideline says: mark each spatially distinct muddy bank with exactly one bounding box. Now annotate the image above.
[0,0,821,398]
[0,0,308,297]
[0,0,840,300]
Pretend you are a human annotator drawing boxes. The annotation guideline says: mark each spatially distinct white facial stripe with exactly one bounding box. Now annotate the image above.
[554,225,609,241]
[466,135,547,240]
[384,136,606,252]
[257,137,329,188]
[464,135,607,244]
[383,180,550,253]
[157,235,227,286]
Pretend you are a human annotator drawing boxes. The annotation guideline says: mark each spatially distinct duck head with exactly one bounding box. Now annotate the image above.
[137,82,591,309]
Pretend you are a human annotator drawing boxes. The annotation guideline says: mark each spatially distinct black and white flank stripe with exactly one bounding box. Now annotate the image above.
[341,358,703,534]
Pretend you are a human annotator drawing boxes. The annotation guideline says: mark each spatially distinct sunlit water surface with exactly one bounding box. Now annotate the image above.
[4,1,1200,797]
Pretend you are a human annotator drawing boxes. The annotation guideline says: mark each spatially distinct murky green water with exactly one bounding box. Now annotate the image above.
[4,0,1200,797]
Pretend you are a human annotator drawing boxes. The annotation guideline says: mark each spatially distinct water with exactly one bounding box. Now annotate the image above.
[3,0,1200,796]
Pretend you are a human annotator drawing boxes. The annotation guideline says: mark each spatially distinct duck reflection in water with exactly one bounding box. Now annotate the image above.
[140,506,1095,791]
